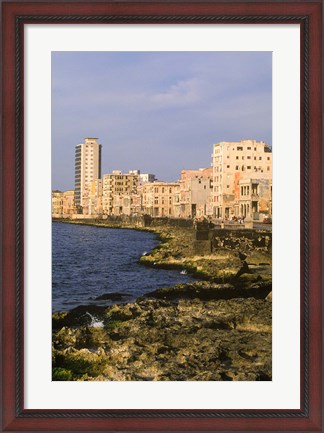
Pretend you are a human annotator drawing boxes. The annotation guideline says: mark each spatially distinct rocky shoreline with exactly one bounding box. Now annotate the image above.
[52,220,272,381]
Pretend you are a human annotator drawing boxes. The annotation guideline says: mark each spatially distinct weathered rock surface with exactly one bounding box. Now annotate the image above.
[52,222,272,382]
[93,292,131,301]
[53,297,271,381]
[139,227,271,283]
[144,280,272,301]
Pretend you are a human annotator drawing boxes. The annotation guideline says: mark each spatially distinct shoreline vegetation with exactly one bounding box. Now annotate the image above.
[52,218,272,381]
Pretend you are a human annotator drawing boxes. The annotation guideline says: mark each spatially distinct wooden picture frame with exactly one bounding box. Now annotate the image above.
[2,1,322,431]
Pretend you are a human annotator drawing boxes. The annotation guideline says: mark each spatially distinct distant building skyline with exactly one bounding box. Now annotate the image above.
[74,137,102,209]
[52,51,272,191]
[52,139,272,221]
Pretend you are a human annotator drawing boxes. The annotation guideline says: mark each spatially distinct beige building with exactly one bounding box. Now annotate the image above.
[142,182,180,217]
[212,139,272,219]
[74,137,102,212]
[52,190,63,216]
[139,173,156,184]
[178,168,213,218]
[52,190,76,217]
[81,179,103,215]
[102,171,139,215]
[239,178,272,219]
[62,190,76,215]
[127,170,156,184]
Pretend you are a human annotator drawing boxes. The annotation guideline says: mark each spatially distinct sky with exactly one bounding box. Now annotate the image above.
[52,51,272,191]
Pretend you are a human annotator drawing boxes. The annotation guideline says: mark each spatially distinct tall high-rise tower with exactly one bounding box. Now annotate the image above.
[74,137,102,210]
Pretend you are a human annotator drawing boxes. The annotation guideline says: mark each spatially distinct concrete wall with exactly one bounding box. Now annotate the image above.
[53,215,193,229]
[194,228,272,254]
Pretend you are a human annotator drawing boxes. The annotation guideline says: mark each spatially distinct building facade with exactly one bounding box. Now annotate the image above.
[102,171,139,215]
[74,137,102,212]
[178,168,213,218]
[212,140,272,219]
[139,173,156,184]
[142,182,180,217]
[62,190,76,215]
[239,178,272,220]
[52,191,63,216]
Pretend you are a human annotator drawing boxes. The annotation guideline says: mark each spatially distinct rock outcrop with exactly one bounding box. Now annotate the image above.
[52,222,272,381]
[53,297,271,381]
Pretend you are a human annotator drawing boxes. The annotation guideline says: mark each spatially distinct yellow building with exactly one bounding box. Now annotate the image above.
[82,179,103,215]
[52,191,63,216]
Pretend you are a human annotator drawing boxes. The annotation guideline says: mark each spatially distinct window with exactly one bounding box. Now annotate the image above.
[259,157,262,160]
[237,146,243,151]
[235,165,239,170]
[254,157,257,160]
[247,147,251,150]
[227,165,230,168]
[247,156,251,159]
[236,156,239,160]
[247,166,251,169]
[267,166,270,171]
[267,157,270,160]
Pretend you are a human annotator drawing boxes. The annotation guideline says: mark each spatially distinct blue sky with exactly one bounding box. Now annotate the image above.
[52,51,272,191]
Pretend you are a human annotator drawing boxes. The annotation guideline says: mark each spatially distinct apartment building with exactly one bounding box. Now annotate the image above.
[139,173,156,184]
[102,170,139,215]
[142,182,180,217]
[128,170,156,184]
[212,140,272,219]
[52,190,63,216]
[62,190,76,215]
[81,179,103,215]
[178,168,213,218]
[52,190,76,216]
[239,178,272,220]
[74,137,102,212]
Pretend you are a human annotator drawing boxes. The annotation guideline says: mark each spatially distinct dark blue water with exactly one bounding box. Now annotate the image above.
[52,222,193,312]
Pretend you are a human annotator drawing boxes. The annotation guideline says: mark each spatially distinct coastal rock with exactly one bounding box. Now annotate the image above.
[266,291,272,302]
[53,297,271,381]
[145,280,272,301]
[52,222,272,382]
[52,305,108,329]
[94,292,131,301]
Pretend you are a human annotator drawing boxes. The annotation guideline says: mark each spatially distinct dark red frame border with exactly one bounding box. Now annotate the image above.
[1,1,323,432]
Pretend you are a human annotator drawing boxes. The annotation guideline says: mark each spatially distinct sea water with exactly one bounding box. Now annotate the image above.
[52,222,193,312]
